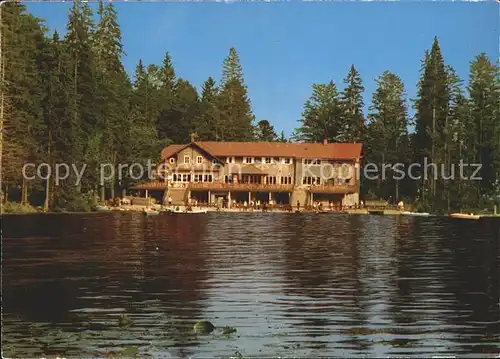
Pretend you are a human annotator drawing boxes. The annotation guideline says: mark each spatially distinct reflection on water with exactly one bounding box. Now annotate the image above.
[2,213,499,358]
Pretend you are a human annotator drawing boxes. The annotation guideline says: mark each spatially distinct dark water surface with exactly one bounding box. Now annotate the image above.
[2,213,500,358]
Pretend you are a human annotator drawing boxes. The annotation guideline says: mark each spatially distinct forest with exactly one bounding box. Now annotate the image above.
[1,0,499,213]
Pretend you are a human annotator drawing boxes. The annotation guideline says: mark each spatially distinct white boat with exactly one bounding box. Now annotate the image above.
[168,207,208,214]
[449,213,480,220]
[401,211,430,217]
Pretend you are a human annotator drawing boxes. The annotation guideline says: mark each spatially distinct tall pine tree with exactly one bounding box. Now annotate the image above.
[340,65,365,142]
[217,47,255,141]
[293,81,344,143]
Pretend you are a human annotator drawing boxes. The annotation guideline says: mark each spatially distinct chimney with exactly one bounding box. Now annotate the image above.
[323,139,328,145]
[190,132,197,143]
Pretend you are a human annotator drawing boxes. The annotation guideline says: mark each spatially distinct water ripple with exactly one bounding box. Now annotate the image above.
[2,213,499,358]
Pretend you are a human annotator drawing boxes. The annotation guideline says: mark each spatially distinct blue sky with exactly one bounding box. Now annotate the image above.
[26,1,498,137]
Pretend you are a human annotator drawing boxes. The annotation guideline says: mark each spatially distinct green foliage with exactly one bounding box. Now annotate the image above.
[217,47,255,141]
[293,81,344,142]
[341,65,365,142]
[3,202,38,214]
[364,71,410,200]
[293,37,499,212]
[255,120,278,141]
[2,2,498,215]
[52,188,96,212]
[196,77,220,140]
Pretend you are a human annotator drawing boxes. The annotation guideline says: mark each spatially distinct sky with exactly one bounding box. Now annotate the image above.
[26,1,498,137]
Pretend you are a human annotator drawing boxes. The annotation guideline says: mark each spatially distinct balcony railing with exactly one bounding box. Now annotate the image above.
[189,182,294,192]
[308,184,357,194]
[132,181,168,190]
[132,181,357,194]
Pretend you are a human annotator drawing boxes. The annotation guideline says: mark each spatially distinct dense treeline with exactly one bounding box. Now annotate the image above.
[1,1,498,213]
[293,39,499,213]
[1,1,282,211]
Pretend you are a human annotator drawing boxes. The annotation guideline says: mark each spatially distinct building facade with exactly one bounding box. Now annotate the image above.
[134,140,363,208]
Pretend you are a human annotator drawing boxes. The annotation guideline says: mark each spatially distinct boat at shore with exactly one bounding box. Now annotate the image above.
[449,213,480,220]
[401,211,431,217]
[165,207,208,214]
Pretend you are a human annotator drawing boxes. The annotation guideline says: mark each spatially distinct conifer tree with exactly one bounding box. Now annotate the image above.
[1,1,45,203]
[256,120,278,142]
[341,65,365,142]
[467,54,499,199]
[196,77,220,141]
[93,0,130,198]
[217,47,255,141]
[293,81,344,143]
[365,71,409,201]
[413,37,450,209]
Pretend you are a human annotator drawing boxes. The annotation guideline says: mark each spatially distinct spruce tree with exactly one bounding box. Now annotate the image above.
[156,52,177,140]
[1,2,45,204]
[413,37,450,210]
[365,71,409,201]
[255,120,278,142]
[93,0,130,198]
[217,47,255,141]
[64,0,98,183]
[293,81,344,143]
[467,53,499,200]
[340,65,365,142]
[196,76,220,141]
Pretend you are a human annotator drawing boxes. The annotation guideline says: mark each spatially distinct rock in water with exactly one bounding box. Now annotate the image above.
[118,314,133,327]
[193,320,215,334]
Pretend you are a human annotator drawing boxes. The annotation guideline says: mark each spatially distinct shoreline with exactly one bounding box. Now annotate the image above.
[3,206,500,219]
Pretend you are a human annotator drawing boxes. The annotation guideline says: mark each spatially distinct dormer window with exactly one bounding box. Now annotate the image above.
[262,157,272,164]
[244,157,254,164]
[226,156,235,164]
[169,158,175,164]
[281,157,291,164]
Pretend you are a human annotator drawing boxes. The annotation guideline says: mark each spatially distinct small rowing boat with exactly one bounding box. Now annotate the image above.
[401,211,430,217]
[167,208,208,214]
[449,213,480,220]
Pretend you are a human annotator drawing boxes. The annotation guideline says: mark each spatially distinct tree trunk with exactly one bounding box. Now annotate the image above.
[21,178,28,205]
[100,185,105,204]
[396,179,399,203]
[110,152,116,199]
[431,106,436,198]
[44,133,51,211]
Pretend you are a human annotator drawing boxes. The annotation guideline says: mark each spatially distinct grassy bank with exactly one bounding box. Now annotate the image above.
[2,202,39,214]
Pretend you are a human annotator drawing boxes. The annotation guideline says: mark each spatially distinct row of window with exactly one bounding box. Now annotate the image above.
[170,155,348,167]
[172,174,214,182]
[223,175,294,185]
[169,156,207,165]
[228,157,292,165]
[171,174,350,185]
[302,176,351,185]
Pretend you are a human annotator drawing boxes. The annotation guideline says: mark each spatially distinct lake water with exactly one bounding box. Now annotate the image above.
[2,213,499,358]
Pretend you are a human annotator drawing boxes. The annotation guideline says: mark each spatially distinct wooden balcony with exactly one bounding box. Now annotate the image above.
[309,184,357,194]
[132,181,168,190]
[189,182,294,192]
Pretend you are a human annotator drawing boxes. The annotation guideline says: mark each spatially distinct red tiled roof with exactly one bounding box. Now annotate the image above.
[161,141,362,161]
[161,144,187,160]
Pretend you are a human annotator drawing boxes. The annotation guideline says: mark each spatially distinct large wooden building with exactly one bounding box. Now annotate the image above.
[133,139,363,208]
